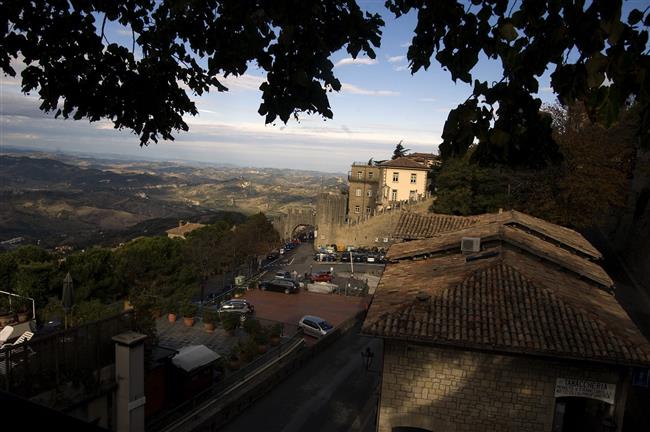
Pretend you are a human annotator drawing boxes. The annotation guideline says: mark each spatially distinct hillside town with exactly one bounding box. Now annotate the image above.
[3,1,650,432]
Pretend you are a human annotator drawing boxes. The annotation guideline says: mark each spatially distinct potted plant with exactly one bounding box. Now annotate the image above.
[16,298,31,323]
[180,301,198,327]
[242,317,261,336]
[227,345,241,371]
[239,337,259,363]
[203,308,219,332]
[254,328,269,354]
[269,323,282,346]
[0,296,13,327]
[221,312,239,335]
[165,298,177,323]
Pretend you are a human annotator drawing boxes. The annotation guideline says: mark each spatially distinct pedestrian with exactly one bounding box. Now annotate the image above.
[291,270,298,280]
[330,266,334,275]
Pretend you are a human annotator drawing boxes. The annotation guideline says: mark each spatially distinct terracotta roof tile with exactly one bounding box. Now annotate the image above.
[363,246,650,367]
[394,213,483,240]
[378,157,429,169]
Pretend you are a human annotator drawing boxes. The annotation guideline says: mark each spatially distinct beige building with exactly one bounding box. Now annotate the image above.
[347,163,381,221]
[377,157,430,208]
[166,220,205,239]
[363,210,650,432]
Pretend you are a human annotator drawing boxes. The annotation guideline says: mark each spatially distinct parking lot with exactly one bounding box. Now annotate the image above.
[244,289,368,328]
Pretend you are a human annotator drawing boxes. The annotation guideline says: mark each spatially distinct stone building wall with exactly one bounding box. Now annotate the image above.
[379,341,626,432]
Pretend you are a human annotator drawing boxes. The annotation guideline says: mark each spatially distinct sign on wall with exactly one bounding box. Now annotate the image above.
[554,378,616,405]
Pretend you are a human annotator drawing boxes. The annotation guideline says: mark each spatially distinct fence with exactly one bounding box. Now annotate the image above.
[0,310,135,398]
[146,330,305,431]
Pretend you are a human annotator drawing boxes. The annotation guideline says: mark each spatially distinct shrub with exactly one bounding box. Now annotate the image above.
[203,308,220,325]
[221,313,239,332]
[243,318,262,335]
[179,301,197,318]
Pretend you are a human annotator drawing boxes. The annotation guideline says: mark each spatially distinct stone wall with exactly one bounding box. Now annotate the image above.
[378,341,626,432]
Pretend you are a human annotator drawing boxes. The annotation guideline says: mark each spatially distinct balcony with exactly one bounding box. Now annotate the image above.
[348,173,379,183]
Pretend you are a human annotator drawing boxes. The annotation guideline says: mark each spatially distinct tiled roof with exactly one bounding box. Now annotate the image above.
[391,210,601,260]
[394,213,483,240]
[363,247,650,367]
[379,157,429,169]
[387,223,612,289]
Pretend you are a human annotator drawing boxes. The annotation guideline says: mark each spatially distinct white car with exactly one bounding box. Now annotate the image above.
[217,299,254,315]
[298,315,334,338]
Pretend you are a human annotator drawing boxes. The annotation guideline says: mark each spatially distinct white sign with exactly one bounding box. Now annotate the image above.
[554,378,616,405]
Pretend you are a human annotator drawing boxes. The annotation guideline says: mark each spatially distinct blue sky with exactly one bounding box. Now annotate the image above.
[4,1,637,173]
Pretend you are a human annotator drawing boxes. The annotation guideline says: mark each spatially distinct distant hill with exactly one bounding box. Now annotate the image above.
[0,152,343,249]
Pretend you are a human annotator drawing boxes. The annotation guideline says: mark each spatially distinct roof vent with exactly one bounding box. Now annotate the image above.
[461,237,481,253]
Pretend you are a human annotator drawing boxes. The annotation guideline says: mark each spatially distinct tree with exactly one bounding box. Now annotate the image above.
[431,101,638,228]
[4,1,649,166]
[392,140,411,160]
[2,0,382,144]
[388,0,650,167]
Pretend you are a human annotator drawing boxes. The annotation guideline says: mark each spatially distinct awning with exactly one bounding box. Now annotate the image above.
[171,345,221,372]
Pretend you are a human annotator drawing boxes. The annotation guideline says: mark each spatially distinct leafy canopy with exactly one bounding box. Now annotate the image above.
[3,0,649,166]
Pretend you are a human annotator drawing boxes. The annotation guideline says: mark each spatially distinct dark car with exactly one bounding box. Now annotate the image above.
[353,253,367,263]
[259,279,299,294]
[340,253,351,262]
[266,251,280,260]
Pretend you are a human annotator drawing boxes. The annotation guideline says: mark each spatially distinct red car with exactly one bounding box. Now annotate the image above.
[309,272,333,283]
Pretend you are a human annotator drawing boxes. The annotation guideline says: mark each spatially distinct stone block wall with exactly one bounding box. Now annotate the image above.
[378,341,624,432]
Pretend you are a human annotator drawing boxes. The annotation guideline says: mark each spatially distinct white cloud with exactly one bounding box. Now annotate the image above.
[418,97,437,103]
[218,73,265,91]
[540,87,553,93]
[400,42,410,48]
[394,65,409,72]
[340,83,399,96]
[334,57,377,67]
[387,55,405,63]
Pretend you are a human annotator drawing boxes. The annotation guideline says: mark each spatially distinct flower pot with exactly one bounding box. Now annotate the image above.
[227,359,241,370]
[168,313,177,323]
[183,317,194,327]
[204,322,215,332]
[257,344,268,354]
[151,309,162,319]
[269,336,281,346]
[0,312,14,327]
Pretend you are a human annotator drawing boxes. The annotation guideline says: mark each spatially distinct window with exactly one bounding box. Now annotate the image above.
[391,189,398,201]
[392,172,399,182]
[409,190,417,200]
[410,173,417,184]
[354,205,360,213]
[355,188,362,197]
[357,171,363,180]
[366,207,371,214]
[368,171,374,179]
[367,190,373,197]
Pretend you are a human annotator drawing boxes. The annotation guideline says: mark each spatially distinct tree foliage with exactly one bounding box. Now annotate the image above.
[1,0,382,144]
[388,0,650,167]
[3,1,649,166]
[432,102,638,228]
[392,140,411,160]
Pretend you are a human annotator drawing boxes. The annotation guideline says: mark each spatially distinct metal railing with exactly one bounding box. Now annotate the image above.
[0,310,135,398]
[146,330,305,431]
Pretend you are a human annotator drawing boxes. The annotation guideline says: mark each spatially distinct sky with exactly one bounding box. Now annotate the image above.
[0,0,616,173]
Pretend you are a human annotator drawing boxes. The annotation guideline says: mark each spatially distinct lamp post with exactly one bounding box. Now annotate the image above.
[62,272,73,329]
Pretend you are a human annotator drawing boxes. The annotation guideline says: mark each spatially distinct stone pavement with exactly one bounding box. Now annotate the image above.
[156,317,244,356]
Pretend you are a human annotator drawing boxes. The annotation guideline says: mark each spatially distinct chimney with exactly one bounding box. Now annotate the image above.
[113,332,147,432]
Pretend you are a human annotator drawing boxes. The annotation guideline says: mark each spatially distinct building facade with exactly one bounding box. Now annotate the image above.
[363,210,650,432]
[347,163,380,221]
[377,157,430,209]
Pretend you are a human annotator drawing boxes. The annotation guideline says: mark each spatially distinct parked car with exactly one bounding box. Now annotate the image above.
[340,253,351,262]
[309,272,333,283]
[298,315,334,338]
[259,279,299,294]
[275,271,292,280]
[217,299,254,315]
[353,253,367,263]
[266,251,280,260]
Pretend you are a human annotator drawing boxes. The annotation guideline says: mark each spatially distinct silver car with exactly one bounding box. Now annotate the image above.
[298,315,334,338]
[217,299,254,315]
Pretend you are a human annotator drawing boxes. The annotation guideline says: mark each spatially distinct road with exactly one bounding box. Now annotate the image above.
[220,325,382,432]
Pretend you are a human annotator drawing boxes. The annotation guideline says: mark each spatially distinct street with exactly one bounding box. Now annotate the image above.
[219,325,382,432]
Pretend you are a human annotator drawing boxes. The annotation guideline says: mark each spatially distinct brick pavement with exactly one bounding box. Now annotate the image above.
[243,289,368,327]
